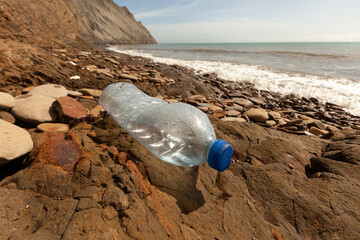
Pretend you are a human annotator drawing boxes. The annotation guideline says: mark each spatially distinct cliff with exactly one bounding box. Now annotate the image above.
[72,0,157,44]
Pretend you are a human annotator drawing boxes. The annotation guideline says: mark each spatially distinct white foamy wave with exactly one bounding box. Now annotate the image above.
[109,47,360,116]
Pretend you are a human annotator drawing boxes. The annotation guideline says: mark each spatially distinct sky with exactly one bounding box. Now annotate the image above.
[114,0,360,43]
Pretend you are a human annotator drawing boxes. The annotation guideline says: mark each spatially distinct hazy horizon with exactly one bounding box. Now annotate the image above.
[115,0,360,43]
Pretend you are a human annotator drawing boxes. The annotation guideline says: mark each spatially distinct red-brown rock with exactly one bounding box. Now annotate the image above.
[54,96,88,122]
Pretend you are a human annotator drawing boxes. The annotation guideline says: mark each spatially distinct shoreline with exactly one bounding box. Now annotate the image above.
[103,47,360,132]
[108,44,360,117]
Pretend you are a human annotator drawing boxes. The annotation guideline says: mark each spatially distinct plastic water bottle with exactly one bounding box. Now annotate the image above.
[99,82,233,171]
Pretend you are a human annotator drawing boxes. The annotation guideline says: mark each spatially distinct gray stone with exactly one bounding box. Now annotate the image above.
[0,119,33,164]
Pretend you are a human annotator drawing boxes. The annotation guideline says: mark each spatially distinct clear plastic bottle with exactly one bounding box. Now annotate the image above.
[99,82,233,171]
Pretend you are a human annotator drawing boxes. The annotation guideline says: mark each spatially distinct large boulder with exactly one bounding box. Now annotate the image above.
[12,94,57,124]
[0,119,33,165]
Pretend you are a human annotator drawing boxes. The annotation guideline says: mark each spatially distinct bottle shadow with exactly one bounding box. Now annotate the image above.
[141,155,205,214]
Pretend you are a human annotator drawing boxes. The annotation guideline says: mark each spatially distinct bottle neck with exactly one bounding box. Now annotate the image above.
[204,139,216,164]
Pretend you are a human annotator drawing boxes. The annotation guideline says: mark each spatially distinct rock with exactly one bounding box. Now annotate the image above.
[220,117,247,123]
[225,104,243,112]
[70,75,81,80]
[34,132,83,172]
[188,95,206,101]
[67,90,83,97]
[284,119,303,126]
[0,119,33,165]
[232,98,254,108]
[265,120,277,126]
[28,84,68,99]
[0,111,16,124]
[37,123,69,132]
[249,97,266,106]
[208,104,223,112]
[119,73,138,81]
[309,126,329,136]
[226,110,241,117]
[197,106,209,113]
[268,111,282,120]
[0,92,15,109]
[12,94,57,124]
[21,86,34,93]
[212,109,226,118]
[165,99,179,104]
[78,88,102,98]
[325,125,340,132]
[101,185,130,211]
[308,120,326,130]
[149,77,165,84]
[90,105,105,117]
[53,96,88,122]
[298,114,311,120]
[244,108,269,122]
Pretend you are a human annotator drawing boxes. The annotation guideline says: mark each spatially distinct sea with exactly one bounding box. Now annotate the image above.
[108,42,360,116]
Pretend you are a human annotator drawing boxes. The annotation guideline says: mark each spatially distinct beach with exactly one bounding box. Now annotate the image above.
[1,0,360,239]
[110,42,360,116]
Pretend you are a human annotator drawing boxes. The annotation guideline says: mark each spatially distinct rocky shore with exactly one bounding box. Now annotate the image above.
[0,45,360,239]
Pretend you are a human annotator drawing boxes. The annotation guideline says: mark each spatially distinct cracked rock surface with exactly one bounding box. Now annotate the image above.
[1,118,359,239]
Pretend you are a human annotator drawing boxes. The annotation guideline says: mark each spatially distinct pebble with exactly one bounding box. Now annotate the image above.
[0,92,15,109]
[78,88,102,98]
[226,110,241,117]
[209,104,223,111]
[198,106,209,113]
[213,109,226,118]
[225,104,244,112]
[28,84,68,99]
[308,120,326,130]
[0,119,33,165]
[268,111,282,120]
[0,111,16,124]
[70,75,80,80]
[165,99,179,104]
[54,96,88,122]
[221,117,247,123]
[232,98,254,108]
[244,108,269,122]
[284,119,303,126]
[12,94,57,124]
[90,105,105,117]
[67,90,83,97]
[309,126,329,136]
[119,73,138,81]
[37,123,69,132]
[21,86,34,93]
[265,120,277,126]
[250,97,266,106]
[325,125,339,132]
[188,95,206,101]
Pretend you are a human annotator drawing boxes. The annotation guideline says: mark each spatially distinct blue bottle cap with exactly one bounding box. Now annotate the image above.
[207,139,233,172]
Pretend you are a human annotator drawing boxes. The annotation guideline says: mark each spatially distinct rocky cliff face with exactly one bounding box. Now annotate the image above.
[72,0,157,44]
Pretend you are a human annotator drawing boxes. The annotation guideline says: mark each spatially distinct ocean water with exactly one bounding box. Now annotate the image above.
[108,42,360,116]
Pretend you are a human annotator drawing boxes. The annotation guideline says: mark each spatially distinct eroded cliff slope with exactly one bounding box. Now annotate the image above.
[72,0,157,44]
